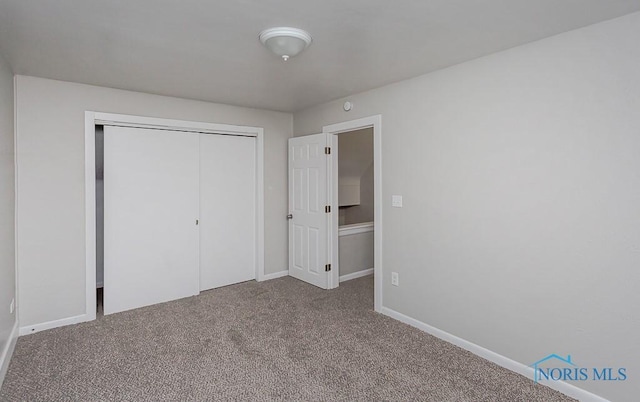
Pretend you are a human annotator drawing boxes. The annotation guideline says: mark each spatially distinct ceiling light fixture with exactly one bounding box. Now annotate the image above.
[259,27,312,61]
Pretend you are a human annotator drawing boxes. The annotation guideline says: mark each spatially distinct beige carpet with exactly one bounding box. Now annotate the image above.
[0,276,574,401]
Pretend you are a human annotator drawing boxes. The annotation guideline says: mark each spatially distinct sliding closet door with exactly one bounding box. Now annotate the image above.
[199,134,256,290]
[103,126,200,315]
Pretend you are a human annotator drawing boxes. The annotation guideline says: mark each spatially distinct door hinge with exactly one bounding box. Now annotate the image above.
[325,205,331,213]
[325,264,332,272]
[325,147,331,155]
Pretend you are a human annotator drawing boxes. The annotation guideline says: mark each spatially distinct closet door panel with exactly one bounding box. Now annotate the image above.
[200,134,256,290]
[104,126,200,315]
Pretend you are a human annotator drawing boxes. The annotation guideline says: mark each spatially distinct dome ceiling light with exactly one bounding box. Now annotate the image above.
[259,27,312,61]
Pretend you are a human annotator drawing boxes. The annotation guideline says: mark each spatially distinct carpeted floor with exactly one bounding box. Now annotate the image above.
[1,276,574,401]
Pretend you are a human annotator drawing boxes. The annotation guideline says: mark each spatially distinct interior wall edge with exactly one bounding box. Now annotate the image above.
[0,321,18,389]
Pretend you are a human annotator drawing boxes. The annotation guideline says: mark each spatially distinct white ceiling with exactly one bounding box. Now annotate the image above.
[1,1,639,112]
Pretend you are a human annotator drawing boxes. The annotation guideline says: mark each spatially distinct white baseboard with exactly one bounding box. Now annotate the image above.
[22,272,289,336]
[0,320,19,388]
[19,313,90,336]
[340,268,374,282]
[380,306,607,402]
[259,270,288,281]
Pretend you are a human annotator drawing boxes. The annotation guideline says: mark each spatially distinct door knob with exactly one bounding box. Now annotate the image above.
[287,214,293,220]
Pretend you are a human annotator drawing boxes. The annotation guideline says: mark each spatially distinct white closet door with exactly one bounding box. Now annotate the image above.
[103,126,200,315]
[199,134,256,290]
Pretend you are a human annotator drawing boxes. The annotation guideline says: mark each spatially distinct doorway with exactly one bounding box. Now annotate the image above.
[85,112,265,322]
[326,115,382,312]
[287,115,382,311]
[335,128,374,286]
[95,125,257,316]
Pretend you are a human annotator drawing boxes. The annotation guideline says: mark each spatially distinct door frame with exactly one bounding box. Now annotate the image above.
[323,115,382,312]
[84,111,265,322]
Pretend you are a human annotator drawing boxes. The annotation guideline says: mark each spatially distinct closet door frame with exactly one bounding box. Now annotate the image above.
[84,111,264,323]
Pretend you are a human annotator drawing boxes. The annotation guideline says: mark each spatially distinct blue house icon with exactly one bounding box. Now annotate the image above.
[530,354,576,383]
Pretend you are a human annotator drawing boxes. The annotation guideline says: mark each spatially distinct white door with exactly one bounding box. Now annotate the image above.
[199,134,256,290]
[103,126,200,315]
[288,134,330,289]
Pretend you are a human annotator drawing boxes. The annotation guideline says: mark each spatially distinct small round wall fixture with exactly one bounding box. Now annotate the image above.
[343,101,353,112]
[259,27,312,61]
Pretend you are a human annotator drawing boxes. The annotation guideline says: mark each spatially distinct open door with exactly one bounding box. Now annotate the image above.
[288,134,331,289]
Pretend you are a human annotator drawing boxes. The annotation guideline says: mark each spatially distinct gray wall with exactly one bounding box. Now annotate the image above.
[294,12,640,401]
[15,75,292,328]
[339,230,374,277]
[0,53,16,382]
[338,128,374,225]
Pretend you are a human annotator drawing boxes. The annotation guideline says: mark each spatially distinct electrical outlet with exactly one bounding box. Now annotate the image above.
[391,272,399,286]
[9,298,15,314]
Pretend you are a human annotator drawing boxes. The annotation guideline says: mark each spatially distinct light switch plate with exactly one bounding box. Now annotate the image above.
[392,195,403,208]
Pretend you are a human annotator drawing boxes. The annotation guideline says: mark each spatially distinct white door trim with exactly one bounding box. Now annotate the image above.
[323,115,382,312]
[84,111,265,323]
